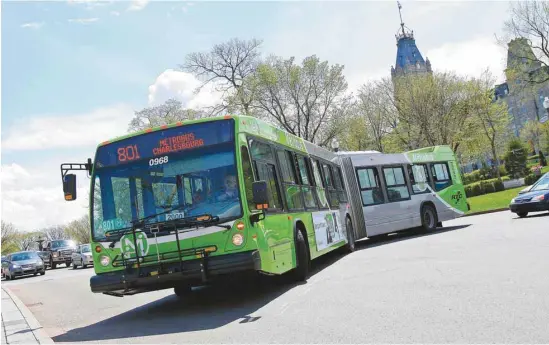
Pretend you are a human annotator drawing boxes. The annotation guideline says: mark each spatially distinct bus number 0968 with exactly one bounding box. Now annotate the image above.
[150,156,168,166]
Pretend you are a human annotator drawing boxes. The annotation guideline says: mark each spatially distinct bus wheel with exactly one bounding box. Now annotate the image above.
[293,229,310,282]
[344,218,356,253]
[421,204,438,231]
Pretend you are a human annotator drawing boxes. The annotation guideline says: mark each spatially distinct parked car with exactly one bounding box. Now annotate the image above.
[71,244,94,269]
[509,172,549,218]
[41,239,77,269]
[2,251,46,280]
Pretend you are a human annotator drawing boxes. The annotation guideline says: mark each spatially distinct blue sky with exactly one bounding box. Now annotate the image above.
[1,0,513,230]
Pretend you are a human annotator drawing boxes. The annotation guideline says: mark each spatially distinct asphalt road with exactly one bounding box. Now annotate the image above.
[4,210,549,343]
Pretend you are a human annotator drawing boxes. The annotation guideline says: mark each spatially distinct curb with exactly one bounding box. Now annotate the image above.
[2,286,54,344]
[463,208,509,217]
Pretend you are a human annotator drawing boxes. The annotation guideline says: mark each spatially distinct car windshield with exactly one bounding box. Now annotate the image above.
[91,120,241,241]
[530,174,549,192]
[11,252,39,261]
[52,240,75,249]
[81,245,91,253]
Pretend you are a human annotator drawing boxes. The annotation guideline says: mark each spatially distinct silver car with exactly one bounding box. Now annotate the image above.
[71,244,94,269]
[2,251,46,280]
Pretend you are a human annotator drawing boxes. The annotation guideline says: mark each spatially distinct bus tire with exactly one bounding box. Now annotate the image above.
[344,217,356,253]
[421,204,438,231]
[293,229,310,282]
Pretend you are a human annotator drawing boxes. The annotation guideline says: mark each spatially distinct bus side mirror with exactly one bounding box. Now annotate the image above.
[252,181,269,207]
[63,174,77,201]
[250,181,269,225]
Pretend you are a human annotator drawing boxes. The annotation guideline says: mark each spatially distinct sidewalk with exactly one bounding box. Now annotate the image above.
[1,287,53,344]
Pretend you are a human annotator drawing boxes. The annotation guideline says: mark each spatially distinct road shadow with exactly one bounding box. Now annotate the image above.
[511,211,549,220]
[354,224,472,250]
[52,249,347,342]
[52,224,470,342]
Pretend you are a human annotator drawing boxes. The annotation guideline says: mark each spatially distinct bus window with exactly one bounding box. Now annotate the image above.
[356,168,384,206]
[277,150,304,210]
[256,161,283,211]
[407,164,430,194]
[296,155,317,209]
[431,162,452,191]
[322,163,339,208]
[241,146,256,211]
[383,166,410,202]
[332,166,348,203]
[311,159,329,209]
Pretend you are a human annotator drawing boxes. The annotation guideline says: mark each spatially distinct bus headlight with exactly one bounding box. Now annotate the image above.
[232,233,244,246]
[99,256,110,267]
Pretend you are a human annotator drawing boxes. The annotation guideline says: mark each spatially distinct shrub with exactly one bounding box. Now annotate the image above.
[480,180,496,194]
[504,138,529,178]
[494,179,505,192]
[498,165,508,177]
[540,151,547,167]
[524,174,541,186]
[472,183,483,196]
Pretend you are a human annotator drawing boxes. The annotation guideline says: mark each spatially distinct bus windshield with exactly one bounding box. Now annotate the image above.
[91,120,241,241]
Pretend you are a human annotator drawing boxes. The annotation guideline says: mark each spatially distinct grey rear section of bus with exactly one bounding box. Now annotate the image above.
[336,151,459,239]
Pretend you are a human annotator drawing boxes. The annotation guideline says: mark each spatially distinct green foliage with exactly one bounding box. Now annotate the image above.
[539,151,547,166]
[504,138,529,178]
[524,173,542,185]
[464,176,509,197]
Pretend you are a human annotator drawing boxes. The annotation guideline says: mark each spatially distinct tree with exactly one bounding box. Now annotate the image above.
[502,1,549,84]
[383,72,477,152]
[14,232,41,251]
[504,138,529,178]
[180,38,263,116]
[354,82,393,152]
[39,226,68,241]
[1,221,20,254]
[64,215,91,245]
[251,55,351,147]
[468,70,512,181]
[520,120,544,153]
[128,99,207,132]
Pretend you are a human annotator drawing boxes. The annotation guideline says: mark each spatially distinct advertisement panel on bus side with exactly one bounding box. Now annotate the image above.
[312,210,346,251]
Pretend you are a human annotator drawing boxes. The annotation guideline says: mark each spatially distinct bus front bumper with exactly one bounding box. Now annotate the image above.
[90,250,261,296]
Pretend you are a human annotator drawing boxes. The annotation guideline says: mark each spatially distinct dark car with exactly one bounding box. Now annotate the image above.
[2,251,46,280]
[509,172,549,218]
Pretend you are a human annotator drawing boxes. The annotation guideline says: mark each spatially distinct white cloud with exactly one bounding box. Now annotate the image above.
[20,22,44,29]
[426,36,508,83]
[1,104,135,152]
[148,69,223,109]
[67,0,112,10]
[110,11,120,16]
[68,17,100,24]
[127,0,149,11]
[1,163,90,232]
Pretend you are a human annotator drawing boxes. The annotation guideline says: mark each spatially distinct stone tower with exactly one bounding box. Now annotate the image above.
[390,1,432,80]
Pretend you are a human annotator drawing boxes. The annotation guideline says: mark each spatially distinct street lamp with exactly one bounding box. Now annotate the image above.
[331,138,340,152]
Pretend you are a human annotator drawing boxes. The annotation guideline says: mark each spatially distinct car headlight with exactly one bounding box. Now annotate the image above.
[510,198,515,203]
[532,194,545,202]
[12,264,20,269]
[53,252,59,257]
[37,261,43,266]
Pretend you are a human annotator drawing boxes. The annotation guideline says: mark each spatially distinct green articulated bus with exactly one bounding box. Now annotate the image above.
[60,115,356,297]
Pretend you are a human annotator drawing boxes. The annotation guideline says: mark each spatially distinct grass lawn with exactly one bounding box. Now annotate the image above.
[466,186,525,214]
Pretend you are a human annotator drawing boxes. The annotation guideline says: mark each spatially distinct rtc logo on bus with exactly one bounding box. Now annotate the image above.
[451,190,463,205]
[120,231,149,257]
